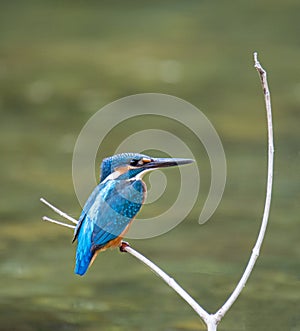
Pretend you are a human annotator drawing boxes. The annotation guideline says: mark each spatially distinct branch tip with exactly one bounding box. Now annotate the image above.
[253,51,258,64]
[43,215,76,229]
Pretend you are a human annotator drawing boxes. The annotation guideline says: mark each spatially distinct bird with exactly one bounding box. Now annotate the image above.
[72,152,194,276]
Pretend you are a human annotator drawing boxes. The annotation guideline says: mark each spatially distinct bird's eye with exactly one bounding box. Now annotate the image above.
[130,157,152,167]
[130,159,140,166]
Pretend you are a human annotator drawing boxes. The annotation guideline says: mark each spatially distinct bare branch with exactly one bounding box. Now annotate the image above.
[214,52,274,322]
[42,216,76,229]
[124,245,210,323]
[40,52,274,330]
[40,197,78,224]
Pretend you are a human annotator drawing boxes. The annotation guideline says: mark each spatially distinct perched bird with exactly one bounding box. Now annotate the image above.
[73,153,194,276]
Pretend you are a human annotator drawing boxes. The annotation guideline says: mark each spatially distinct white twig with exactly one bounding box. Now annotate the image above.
[42,216,76,229]
[40,197,78,224]
[40,52,274,330]
[214,52,274,323]
[124,246,210,323]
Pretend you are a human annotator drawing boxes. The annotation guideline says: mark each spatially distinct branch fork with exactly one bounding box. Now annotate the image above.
[41,52,274,331]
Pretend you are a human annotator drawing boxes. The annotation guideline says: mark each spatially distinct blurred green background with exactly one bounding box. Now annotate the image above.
[0,1,299,330]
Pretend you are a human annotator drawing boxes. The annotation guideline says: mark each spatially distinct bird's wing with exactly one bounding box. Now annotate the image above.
[90,179,145,249]
[72,184,102,242]
[74,179,145,275]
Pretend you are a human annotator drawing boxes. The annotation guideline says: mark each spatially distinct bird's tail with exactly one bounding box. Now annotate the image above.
[74,228,94,276]
[74,250,93,276]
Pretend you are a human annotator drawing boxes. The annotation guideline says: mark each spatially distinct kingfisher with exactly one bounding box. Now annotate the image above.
[72,153,194,276]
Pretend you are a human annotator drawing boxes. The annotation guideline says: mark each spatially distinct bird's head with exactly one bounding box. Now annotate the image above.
[100,153,194,182]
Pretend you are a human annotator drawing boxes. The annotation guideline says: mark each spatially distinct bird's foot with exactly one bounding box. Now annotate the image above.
[119,241,130,253]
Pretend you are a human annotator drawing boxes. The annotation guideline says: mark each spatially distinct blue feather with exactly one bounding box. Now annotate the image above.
[73,179,145,275]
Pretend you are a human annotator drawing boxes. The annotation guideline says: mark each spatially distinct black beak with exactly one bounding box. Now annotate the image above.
[142,157,194,169]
